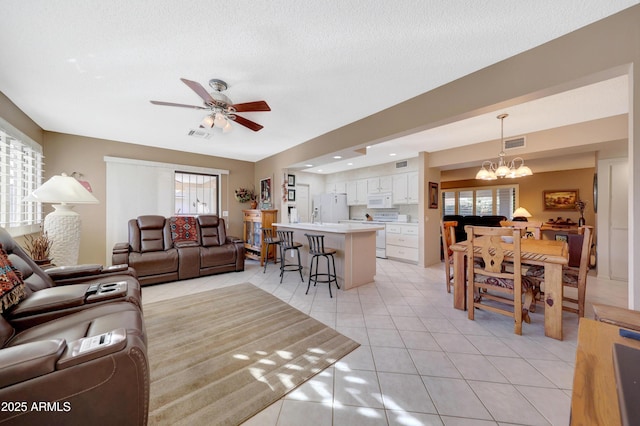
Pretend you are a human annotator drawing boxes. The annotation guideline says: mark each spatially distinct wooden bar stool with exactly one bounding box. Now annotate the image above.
[305,233,339,298]
[262,228,281,273]
[276,230,304,283]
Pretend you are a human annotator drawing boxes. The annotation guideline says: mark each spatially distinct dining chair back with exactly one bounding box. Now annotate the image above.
[465,225,534,335]
[500,220,543,239]
[441,220,458,293]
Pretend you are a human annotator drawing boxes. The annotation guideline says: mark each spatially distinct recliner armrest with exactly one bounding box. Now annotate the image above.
[45,264,104,280]
[112,242,130,254]
[0,339,66,388]
[226,236,243,244]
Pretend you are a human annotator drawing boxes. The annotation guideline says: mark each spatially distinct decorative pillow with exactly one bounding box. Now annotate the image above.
[0,245,26,313]
[170,216,198,242]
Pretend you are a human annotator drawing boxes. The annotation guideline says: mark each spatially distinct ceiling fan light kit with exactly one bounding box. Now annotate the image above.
[475,113,533,180]
[151,78,270,132]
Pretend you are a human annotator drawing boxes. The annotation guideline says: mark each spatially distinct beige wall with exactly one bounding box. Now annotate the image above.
[43,132,254,264]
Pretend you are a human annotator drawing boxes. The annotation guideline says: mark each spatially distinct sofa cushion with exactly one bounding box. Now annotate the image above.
[129,249,179,276]
[198,215,227,247]
[0,246,26,314]
[200,245,236,268]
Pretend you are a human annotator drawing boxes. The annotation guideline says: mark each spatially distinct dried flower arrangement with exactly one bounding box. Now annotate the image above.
[24,230,52,262]
[234,187,256,203]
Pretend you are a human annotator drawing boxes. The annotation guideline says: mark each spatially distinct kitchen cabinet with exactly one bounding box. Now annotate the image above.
[392,172,419,204]
[242,209,278,264]
[367,176,393,194]
[386,223,419,263]
[347,179,368,205]
[326,181,347,194]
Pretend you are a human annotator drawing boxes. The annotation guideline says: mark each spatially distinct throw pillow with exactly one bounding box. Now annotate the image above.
[0,245,26,313]
[170,216,198,242]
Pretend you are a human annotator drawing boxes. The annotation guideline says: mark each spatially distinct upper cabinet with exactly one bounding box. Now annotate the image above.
[326,181,347,194]
[392,172,419,204]
[347,179,368,205]
[367,176,393,194]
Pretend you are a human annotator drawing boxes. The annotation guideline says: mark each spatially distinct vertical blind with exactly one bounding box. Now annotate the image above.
[0,125,44,234]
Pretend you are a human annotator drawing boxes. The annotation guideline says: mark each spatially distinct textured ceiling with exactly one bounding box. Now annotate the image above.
[0,1,637,168]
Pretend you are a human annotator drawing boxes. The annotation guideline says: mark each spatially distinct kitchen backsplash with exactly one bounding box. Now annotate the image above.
[350,204,419,222]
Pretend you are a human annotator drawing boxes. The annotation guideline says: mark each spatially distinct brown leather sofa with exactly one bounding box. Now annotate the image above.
[0,227,142,332]
[112,215,244,286]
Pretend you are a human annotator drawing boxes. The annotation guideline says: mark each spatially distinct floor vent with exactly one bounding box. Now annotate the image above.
[504,136,526,150]
[395,160,408,169]
[187,129,213,139]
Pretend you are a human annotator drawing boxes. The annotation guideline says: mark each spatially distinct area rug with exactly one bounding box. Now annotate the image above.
[145,283,360,425]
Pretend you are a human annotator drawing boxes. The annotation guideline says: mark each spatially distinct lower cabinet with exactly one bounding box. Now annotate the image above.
[385,224,419,263]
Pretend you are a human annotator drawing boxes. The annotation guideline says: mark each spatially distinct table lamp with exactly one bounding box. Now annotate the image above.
[25,173,99,266]
[512,207,532,222]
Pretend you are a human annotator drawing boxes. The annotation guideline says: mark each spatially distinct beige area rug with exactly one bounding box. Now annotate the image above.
[145,283,360,426]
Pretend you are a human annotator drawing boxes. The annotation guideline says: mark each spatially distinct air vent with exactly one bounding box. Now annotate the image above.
[504,136,526,150]
[187,129,213,140]
[395,160,408,169]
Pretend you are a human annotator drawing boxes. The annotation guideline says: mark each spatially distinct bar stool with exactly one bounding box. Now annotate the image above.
[276,230,304,283]
[262,228,281,273]
[305,233,339,298]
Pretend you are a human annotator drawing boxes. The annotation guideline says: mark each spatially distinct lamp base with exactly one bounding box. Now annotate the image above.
[44,204,82,266]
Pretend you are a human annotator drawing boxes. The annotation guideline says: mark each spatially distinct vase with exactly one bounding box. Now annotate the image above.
[250,200,258,209]
[578,215,585,227]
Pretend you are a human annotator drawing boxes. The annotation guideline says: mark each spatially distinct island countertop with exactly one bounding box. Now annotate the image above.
[272,222,384,234]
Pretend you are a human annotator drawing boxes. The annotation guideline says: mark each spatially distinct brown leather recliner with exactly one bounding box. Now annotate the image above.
[197,215,245,276]
[0,227,142,332]
[0,301,148,426]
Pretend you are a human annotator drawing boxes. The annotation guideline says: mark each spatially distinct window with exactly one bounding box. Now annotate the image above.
[0,121,44,236]
[442,184,518,216]
[174,172,219,215]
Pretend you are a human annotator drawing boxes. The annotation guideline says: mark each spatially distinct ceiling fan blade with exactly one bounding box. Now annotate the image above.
[231,114,264,132]
[150,100,207,110]
[180,78,216,105]
[232,100,271,112]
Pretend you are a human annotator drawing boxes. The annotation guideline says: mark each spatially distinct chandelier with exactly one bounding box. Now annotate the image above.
[475,113,533,180]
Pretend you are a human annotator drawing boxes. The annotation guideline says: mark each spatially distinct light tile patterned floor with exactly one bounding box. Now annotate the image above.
[141,258,627,426]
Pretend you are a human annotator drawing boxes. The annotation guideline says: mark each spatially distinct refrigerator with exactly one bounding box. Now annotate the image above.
[312,193,349,223]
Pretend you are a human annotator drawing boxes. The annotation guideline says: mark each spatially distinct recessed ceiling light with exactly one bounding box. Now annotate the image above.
[366,145,372,149]
[389,153,397,156]
[317,169,323,172]
[347,162,353,166]
[333,155,342,159]
[305,164,313,167]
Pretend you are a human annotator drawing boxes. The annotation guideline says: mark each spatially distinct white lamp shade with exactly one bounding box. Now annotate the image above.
[513,207,532,218]
[25,173,99,204]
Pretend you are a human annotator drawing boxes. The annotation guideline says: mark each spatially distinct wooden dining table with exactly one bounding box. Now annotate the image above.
[451,237,569,340]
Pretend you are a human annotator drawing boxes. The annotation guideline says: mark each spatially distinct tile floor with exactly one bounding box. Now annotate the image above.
[141,258,628,426]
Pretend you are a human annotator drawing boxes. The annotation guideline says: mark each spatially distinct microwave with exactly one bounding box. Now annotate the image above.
[367,192,393,209]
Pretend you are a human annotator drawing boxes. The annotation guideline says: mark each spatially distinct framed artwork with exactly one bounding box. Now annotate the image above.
[288,189,296,202]
[555,234,568,243]
[287,174,296,186]
[543,189,579,210]
[428,182,438,209]
[260,177,272,206]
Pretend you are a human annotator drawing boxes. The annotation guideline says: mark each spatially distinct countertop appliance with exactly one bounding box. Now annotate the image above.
[367,192,393,209]
[312,193,349,223]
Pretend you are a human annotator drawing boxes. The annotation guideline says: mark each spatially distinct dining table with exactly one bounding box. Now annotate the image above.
[451,237,569,340]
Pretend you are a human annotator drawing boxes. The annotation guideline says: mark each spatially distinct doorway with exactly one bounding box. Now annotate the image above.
[296,184,310,223]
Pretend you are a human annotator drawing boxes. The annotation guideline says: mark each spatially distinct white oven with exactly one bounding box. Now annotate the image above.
[367,192,393,209]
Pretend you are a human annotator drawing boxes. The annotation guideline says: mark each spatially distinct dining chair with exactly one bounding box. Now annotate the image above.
[500,220,543,239]
[440,220,458,293]
[526,225,593,317]
[465,225,535,335]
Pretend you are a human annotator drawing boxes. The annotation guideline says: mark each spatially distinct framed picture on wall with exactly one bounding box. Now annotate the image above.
[287,174,296,186]
[260,177,272,207]
[428,182,439,209]
[543,189,579,210]
[287,189,296,201]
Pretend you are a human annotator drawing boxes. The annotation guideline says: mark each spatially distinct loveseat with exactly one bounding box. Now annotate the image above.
[0,227,148,425]
[112,215,244,286]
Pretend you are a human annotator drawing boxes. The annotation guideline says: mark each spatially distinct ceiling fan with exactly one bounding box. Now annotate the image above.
[150,78,270,132]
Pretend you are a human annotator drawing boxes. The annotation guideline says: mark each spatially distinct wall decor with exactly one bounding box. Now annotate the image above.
[288,189,296,202]
[260,177,272,207]
[428,182,438,209]
[593,173,598,213]
[543,190,579,210]
[287,174,296,187]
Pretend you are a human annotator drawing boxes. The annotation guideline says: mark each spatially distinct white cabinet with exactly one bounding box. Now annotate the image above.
[367,176,392,194]
[326,181,347,194]
[385,224,419,263]
[392,172,419,204]
[347,179,368,205]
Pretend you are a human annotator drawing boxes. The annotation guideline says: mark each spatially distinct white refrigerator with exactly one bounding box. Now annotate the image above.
[312,193,349,223]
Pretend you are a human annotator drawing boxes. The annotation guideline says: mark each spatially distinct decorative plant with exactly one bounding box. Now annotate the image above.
[24,230,52,261]
[234,187,256,203]
[575,200,587,214]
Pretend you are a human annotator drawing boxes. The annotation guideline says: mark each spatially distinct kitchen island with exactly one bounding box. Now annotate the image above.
[272,222,384,290]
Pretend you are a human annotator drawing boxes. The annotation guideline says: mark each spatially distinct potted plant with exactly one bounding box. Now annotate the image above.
[235,187,258,209]
[24,230,52,266]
